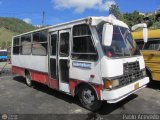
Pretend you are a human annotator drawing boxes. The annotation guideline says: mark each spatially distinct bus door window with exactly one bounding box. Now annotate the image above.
[50,34,58,79]
[59,32,70,83]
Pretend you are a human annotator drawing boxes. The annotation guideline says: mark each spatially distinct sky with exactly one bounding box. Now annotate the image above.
[0,0,159,26]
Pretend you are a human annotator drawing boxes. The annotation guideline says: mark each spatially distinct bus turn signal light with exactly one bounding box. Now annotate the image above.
[105,80,113,89]
[104,79,120,89]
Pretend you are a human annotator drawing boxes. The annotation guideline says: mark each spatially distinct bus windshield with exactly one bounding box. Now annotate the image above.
[0,51,7,56]
[96,24,140,58]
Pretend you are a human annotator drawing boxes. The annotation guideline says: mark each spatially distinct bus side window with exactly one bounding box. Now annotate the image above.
[72,24,98,61]
[13,37,20,55]
[144,39,160,50]
[32,30,48,56]
[21,34,31,55]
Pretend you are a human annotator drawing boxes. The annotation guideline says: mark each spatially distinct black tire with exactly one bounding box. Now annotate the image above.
[78,85,102,111]
[25,71,32,87]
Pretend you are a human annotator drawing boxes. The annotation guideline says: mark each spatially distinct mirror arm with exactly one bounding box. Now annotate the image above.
[131,23,147,31]
[142,43,146,50]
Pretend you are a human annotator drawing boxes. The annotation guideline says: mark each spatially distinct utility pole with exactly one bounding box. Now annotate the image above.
[42,11,45,27]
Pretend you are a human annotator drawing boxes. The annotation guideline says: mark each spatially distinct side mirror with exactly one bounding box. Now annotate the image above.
[143,27,148,43]
[131,23,148,43]
[102,23,113,46]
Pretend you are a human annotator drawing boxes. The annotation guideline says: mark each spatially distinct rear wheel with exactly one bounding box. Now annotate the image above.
[78,85,102,111]
[25,71,32,87]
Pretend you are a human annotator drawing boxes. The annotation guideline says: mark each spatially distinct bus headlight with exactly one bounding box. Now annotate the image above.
[104,79,119,89]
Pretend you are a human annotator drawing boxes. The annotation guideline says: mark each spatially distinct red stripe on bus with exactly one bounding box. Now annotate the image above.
[12,66,59,89]
[30,70,49,86]
[70,80,77,96]
[12,66,25,76]
[50,78,58,89]
[12,66,103,99]
[92,84,104,99]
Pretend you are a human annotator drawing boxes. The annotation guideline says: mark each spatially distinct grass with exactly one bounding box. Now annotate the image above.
[0,17,36,33]
[0,17,36,49]
[0,27,18,42]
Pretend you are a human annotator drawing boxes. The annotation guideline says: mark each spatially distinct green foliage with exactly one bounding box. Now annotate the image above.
[0,17,36,49]
[109,5,144,28]
[123,11,144,28]
[147,15,156,28]
[109,4,123,20]
[0,17,36,33]
[149,21,160,29]
[0,27,17,49]
[109,5,159,29]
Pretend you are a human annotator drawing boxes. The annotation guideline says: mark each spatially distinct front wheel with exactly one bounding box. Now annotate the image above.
[78,85,102,111]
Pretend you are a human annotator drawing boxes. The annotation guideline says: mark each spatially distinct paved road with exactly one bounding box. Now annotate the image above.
[0,70,160,120]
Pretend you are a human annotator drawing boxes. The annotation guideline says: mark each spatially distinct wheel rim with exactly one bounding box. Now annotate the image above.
[82,89,95,105]
[26,74,31,85]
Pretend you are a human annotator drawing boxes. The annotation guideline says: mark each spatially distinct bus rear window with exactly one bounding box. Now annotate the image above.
[13,37,20,55]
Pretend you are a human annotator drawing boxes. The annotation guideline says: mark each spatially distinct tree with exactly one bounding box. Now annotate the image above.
[123,11,144,28]
[6,41,11,48]
[147,15,156,27]
[109,4,123,20]
[0,41,7,49]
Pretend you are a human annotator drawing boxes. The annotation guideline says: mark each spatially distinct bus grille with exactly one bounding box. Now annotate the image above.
[119,71,144,86]
[124,61,140,74]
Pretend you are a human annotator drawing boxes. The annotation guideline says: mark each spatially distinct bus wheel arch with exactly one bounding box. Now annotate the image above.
[74,82,102,111]
[25,69,33,87]
[74,82,99,98]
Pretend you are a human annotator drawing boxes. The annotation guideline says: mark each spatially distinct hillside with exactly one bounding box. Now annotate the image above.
[0,27,18,49]
[0,17,36,49]
[0,17,36,33]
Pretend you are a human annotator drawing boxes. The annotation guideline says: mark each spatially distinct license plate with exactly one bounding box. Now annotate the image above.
[134,83,139,89]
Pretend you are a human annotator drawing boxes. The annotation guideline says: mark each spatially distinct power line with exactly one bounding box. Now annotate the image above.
[42,11,45,27]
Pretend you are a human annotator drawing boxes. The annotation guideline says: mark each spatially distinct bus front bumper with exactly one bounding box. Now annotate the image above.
[100,77,149,103]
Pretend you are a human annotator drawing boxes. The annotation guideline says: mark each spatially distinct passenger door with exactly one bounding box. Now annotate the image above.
[58,29,70,93]
[49,32,59,89]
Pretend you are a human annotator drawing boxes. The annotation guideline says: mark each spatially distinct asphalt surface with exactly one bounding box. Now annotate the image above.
[0,63,160,120]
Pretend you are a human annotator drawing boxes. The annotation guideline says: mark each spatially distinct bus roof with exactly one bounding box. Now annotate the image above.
[132,29,160,40]
[13,16,128,38]
[0,50,7,52]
